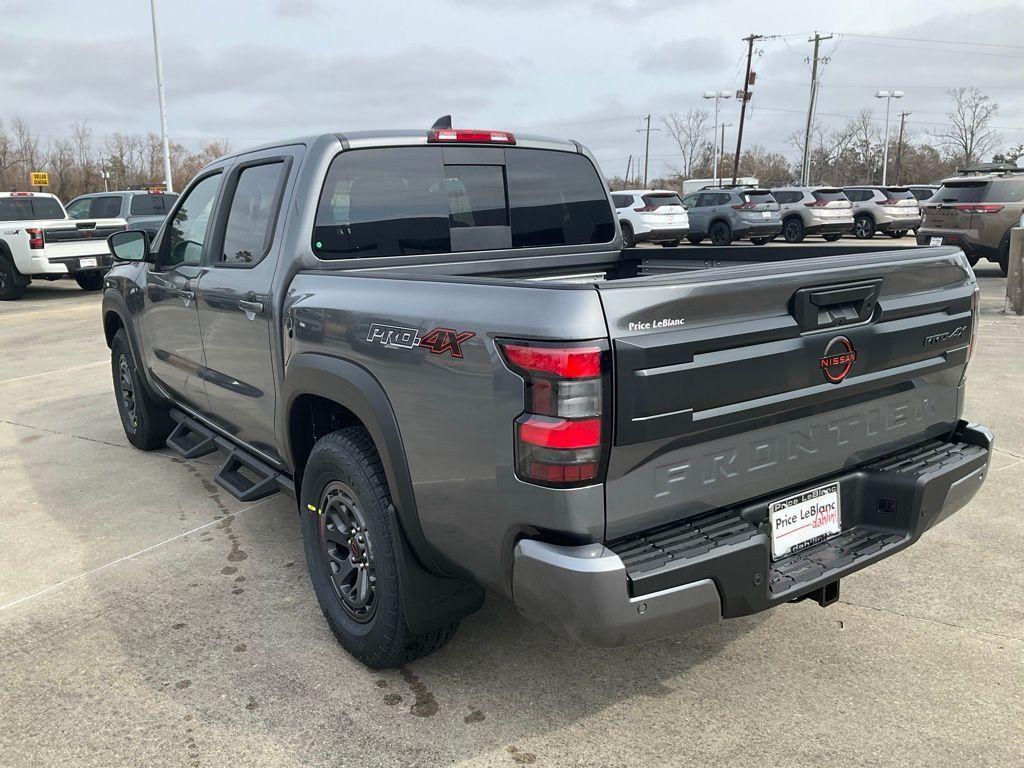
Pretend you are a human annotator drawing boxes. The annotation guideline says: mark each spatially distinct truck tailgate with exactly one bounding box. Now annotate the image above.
[42,218,125,258]
[597,247,975,539]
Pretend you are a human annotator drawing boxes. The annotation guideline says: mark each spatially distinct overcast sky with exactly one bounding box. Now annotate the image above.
[3,0,1023,178]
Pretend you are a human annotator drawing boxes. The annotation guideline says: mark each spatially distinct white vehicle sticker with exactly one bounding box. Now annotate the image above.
[769,482,841,560]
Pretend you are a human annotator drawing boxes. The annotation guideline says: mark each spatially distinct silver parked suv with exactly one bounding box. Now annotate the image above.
[680,188,781,246]
[770,187,854,243]
[843,186,921,239]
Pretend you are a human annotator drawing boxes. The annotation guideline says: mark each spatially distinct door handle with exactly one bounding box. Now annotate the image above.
[238,299,264,320]
[178,289,195,307]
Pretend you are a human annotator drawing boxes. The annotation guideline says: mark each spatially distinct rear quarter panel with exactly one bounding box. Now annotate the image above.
[285,272,609,594]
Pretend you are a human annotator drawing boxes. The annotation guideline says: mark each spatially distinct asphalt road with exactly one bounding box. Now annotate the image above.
[1,248,1021,768]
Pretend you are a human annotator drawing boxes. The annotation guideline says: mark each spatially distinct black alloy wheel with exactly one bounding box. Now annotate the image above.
[318,480,378,623]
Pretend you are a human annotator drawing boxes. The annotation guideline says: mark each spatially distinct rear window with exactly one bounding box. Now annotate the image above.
[882,188,914,200]
[933,182,988,204]
[812,189,847,202]
[313,147,614,258]
[130,193,177,215]
[0,196,65,222]
[641,193,682,208]
[742,190,775,204]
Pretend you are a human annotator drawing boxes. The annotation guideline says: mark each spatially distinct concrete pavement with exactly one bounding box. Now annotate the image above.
[0,259,1021,768]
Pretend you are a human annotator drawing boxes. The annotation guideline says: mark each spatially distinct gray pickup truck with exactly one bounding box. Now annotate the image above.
[102,124,992,669]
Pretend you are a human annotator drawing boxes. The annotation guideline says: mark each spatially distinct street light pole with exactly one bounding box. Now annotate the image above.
[150,0,174,193]
[875,90,904,186]
[703,90,733,186]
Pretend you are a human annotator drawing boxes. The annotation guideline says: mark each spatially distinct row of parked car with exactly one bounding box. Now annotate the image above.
[613,184,934,247]
[614,165,1024,274]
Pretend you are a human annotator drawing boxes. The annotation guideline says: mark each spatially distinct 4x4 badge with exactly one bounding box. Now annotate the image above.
[820,335,857,383]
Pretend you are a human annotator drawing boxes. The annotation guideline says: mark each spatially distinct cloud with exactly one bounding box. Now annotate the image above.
[271,0,328,18]
[640,38,731,74]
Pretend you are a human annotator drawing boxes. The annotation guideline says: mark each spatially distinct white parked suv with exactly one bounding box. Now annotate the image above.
[0,191,125,300]
[612,189,689,247]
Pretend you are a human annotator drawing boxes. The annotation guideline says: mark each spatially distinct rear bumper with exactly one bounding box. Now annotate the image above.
[634,227,689,243]
[511,422,992,647]
[735,221,782,239]
[45,254,114,275]
[916,229,998,259]
[877,216,921,232]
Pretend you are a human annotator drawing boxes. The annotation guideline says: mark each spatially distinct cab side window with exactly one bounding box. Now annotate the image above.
[218,162,286,266]
[162,173,222,268]
[66,198,91,219]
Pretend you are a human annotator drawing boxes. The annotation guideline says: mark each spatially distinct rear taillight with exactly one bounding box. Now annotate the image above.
[634,205,659,212]
[732,201,758,210]
[499,339,610,487]
[804,200,829,208]
[427,128,516,145]
[954,204,1004,214]
[26,228,44,249]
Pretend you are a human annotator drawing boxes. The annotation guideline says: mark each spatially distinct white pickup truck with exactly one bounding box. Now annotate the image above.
[0,191,126,300]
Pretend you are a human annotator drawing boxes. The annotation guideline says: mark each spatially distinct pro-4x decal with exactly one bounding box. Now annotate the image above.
[366,322,474,359]
[419,327,475,359]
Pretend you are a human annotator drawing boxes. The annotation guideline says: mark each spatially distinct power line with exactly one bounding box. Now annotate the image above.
[842,32,1024,52]
[840,38,1024,59]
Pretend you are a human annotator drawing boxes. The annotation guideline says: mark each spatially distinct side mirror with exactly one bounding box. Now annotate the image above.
[108,229,151,263]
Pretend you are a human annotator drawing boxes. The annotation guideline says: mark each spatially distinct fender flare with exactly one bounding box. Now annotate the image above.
[101,289,166,404]
[281,353,443,576]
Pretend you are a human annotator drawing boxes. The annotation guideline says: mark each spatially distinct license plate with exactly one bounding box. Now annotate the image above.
[762,210,772,219]
[769,482,841,560]
[79,257,98,268]
[929,237,943,246]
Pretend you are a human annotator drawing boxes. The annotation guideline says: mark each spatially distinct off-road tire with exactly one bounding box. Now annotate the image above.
[0,256,25,301]
[111,329,172,450]
[782,217,805,243]
[300,427,459,669]
[75,273,105,291]
[710,221,732,246]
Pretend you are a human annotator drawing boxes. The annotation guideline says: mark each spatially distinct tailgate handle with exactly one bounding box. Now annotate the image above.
[793,280,881,332]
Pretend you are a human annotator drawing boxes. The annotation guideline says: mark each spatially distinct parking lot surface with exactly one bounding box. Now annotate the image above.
[1,250,1022,767]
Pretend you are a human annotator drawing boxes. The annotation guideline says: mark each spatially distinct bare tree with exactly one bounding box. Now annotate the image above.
[932,87,1000,168]
[662,109,711,178]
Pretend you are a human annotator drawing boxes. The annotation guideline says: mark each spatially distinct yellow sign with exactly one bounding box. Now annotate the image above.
[30,172,49,187]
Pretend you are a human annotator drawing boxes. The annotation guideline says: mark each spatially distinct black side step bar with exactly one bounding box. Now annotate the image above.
[216,449,280,502]
[166,410,295,501]
[166,418,217,459]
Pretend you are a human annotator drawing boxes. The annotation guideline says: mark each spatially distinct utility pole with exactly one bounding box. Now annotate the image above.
[636,115,660,188]
[801,31,833,186]
[874,90,904,186]
[624,154,632,187]
[731,34,762,187]
[894,110,910,185]
[149,0,174,193]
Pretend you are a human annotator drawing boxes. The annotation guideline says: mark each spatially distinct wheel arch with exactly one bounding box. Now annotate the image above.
[282,353,444,576]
